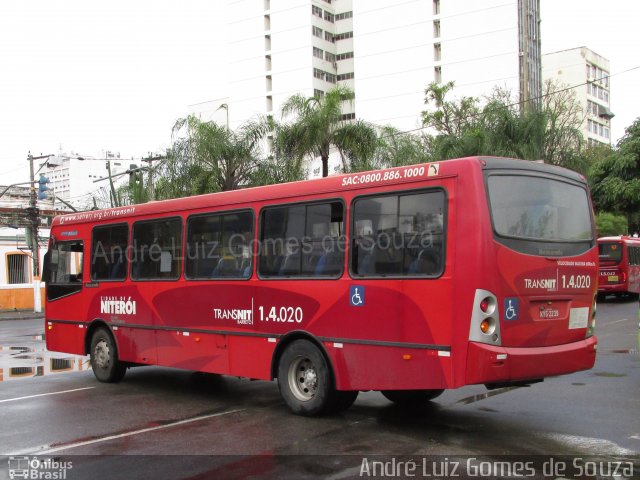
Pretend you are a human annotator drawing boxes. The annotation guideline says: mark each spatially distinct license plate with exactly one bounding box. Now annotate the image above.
[608,275,619,282]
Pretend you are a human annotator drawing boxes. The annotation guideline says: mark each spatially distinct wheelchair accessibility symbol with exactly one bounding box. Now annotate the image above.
[504,298,519,321]
[350,286,365,307]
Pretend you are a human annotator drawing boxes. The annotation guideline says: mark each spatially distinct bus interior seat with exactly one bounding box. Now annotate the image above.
[357,252,373,274]
[315,251,342,275]
[408,248,439,274]
[212,257,239,277]
[279,253,300,276]
[110,258,125,279]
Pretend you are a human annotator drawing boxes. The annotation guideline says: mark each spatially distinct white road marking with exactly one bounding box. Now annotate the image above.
[0,387,95,404]
[16,408,245,455]
[606,318,630,326]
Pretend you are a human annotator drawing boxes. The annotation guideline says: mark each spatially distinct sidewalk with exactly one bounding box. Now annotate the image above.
[0,310,45,321]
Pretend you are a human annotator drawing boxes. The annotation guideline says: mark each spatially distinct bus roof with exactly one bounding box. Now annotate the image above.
[52,156,586,227]
[598,236,640,243]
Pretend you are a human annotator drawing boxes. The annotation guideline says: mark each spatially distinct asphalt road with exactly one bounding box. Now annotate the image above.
[0,299,638,479]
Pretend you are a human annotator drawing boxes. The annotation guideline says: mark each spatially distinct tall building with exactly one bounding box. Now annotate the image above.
[41,151,138,209]
[208,0,541,175]
[542,47,613,147]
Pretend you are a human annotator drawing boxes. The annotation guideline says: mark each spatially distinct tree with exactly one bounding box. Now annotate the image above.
[280,86,377,177]
[157,115,270,199]
[421,80,584,168]
[422,81,480,137]
[595,212,628,237]
[590,118,640,229]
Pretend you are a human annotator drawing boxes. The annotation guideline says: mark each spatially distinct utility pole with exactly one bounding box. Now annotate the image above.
[105,160,120,207]
[27,152,52,313]
[141,153,164,201]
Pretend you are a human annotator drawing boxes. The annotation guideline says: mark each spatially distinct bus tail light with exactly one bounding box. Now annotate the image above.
[469,289,501,346]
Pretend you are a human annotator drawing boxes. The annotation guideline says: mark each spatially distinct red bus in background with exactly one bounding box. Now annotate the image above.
[597,236,640,299]
[43,157,598,416]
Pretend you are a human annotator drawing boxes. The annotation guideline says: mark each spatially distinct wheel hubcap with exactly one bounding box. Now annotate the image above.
[94,340,110,369]
[288,356,318,402]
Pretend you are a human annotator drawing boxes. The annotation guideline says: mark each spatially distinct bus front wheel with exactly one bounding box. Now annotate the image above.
[277,339,333,416]
[90,327,126,383]
[381,389,444,405]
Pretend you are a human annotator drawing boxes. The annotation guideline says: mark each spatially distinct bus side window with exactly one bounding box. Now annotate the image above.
[91,224,129,281]
[131,218,182,281]
[185,210,253,279]
[352,190,445,277]
[259,202,344,278]
[46,241,84,301]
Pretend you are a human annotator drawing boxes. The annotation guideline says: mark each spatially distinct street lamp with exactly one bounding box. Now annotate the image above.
[217,103,229,130]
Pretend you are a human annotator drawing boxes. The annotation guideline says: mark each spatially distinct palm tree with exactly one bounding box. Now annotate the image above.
[279,86,377,177]
[165,115,270,195]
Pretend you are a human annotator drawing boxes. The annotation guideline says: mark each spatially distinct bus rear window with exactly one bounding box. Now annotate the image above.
[488,175,593,244]
[598,242,622,264]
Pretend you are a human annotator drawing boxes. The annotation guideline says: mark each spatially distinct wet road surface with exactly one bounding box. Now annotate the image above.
[0,299,638,479]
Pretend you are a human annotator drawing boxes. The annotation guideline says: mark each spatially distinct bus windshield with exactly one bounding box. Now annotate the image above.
[488,175,593,243]
[598,242,622,265]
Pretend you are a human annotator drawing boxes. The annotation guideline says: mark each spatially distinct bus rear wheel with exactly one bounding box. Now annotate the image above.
[381,389,444,405]
[90,327,126,383]
[278,339,334,416]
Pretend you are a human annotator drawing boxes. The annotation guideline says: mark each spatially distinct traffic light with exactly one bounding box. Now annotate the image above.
[128,164,143,188]
[37,175,51,200]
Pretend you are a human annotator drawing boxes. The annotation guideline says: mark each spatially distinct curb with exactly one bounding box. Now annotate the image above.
[0,312,45,322]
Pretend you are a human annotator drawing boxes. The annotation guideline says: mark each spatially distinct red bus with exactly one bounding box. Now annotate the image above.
[43,157,598,416]
[597,236,640,299]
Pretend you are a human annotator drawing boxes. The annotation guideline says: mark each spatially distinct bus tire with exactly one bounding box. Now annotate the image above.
[381,389,444,405]
[277,339,332,416]
[90,327,126,383]
[328,390,359,413]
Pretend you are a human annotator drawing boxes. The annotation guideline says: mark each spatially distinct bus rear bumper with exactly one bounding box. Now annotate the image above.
[465,336,597,386]
[598,284,626,293]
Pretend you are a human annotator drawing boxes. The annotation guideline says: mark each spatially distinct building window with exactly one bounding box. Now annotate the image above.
[434,66,442,83]
[7,253,29,284]
[433,0,441,15]
[325,52,336,63]
[312,26,323,38]
[434,43,442,61]
[341,113,355,121]
[325,72,337,84]
[313,46,324,59]
[334,31,353,41]
[336,51,354,61]
[312,5,322,18]
[336,11,352,21]
[324,11,334,22]
[325,31,334,42]
[313,68,325,80]
[337,72,354,81]
[314,89,325,98]
[433,20,441,38]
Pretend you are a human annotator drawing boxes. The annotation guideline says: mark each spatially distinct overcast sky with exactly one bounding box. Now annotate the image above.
[1,0,638,185]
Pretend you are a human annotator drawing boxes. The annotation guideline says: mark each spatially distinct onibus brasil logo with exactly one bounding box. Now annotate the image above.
[8,457,72,479]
